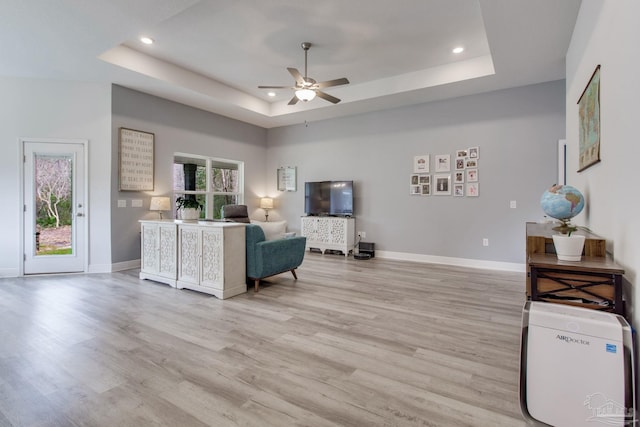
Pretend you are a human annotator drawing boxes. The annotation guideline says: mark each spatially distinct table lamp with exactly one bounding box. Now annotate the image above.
[260,197,274,221]
[149,196,171,219]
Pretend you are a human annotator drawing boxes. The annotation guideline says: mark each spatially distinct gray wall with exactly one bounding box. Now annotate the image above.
[0,77,112,276]
[267,80,566,265]
[111,85,268,264]
[566,0,639,329]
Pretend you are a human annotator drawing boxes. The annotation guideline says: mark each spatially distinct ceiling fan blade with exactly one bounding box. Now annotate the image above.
[316,77,350,89]
[287,95,300,105]
[287,67,306,85]
[258,85,291,89]
[315,90,341,104]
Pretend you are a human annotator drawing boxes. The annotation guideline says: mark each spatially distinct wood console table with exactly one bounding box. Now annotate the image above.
[529,253,624,315]
[525,222,606,296]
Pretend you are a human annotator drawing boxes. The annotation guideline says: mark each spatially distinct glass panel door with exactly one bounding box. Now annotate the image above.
[23,141,85,274]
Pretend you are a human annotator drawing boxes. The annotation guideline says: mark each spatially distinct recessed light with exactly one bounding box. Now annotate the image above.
[140,37,154,45]
[267,92,276,97]
[452,46,464,54]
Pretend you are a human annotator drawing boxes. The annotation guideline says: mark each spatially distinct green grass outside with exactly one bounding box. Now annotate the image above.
[38,247,72,255]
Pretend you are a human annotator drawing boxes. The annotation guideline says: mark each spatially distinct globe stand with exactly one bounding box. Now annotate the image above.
[552,219,577,234]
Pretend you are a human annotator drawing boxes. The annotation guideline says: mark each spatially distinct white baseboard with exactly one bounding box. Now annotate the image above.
[87,259,140,274]
[375,250,525,273]
[0,268,20,278]
[110,259,141,272]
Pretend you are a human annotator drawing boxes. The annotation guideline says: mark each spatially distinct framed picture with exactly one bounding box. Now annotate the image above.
[453,184,464,197]
[410,174,419,185]
[277,166,297,191]
[435,154,450,172]
[466,168,478,182]
[468,147,479,159]
[119,128,154,191]
[577,65,601,172]
[455,158,465,170]
[466,182,479,197]
[454,171,465,183]
[465,158,477,168]
[421,184,431,195]
[419,174,430,184]
[434,174,451,195]
[414,155,430,173]
[456,149,468,158]
[410,185,421,195]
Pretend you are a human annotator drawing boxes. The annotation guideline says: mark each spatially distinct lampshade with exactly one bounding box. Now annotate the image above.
[295,88,316,102]
[260,197,274,210]
[150,196,171,211]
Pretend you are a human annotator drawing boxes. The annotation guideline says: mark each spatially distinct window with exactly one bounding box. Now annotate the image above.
[173,153,244,219]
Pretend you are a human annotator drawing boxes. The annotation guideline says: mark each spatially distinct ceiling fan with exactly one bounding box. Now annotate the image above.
[259,42,349,105]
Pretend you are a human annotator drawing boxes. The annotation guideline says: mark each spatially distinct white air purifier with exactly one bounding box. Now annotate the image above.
[520,301,635,426]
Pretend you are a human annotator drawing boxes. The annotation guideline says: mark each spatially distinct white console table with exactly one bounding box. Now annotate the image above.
[139,220,246,299]
[301,216,355,257]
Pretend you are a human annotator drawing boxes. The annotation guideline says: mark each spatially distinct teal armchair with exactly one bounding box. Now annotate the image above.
[245,224,306,292]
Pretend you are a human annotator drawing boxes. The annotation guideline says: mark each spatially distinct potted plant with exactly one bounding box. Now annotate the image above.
[176,196,202,220]
[552,228,586,262]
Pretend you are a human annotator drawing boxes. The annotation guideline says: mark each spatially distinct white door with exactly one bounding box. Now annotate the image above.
[23,140,86,274]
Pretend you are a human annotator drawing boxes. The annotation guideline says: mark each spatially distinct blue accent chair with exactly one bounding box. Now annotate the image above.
[245,224,307,292]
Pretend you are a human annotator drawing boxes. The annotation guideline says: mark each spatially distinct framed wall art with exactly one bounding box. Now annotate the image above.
[277,166,297,191]
[466,182,479,197]
[434,174,451,195]
[414,155,430,173]
[119,128,154,191]
[435,154,450,172]
[577,65,601,172]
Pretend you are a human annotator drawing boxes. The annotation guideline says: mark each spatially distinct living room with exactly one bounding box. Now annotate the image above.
[0,1,639,425]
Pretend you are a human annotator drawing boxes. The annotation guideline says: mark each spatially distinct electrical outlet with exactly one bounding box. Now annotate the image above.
[357,231,366,239]
[483,238,489,246]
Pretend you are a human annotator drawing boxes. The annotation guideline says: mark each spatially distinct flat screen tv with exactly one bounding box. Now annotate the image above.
[304,181,354,216]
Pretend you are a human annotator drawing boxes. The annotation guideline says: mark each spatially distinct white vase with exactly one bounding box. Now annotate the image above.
[552,234,586,261]
[180,208,200,220]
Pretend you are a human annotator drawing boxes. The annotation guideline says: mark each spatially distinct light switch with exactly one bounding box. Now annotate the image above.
[117,199,126,208]
[131,199,143,208]
[510,200,517,209]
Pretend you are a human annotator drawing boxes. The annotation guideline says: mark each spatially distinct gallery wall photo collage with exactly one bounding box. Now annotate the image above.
[410,147,479,197]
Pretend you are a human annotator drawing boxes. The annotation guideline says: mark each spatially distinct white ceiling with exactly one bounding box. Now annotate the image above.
[0,0,581,128]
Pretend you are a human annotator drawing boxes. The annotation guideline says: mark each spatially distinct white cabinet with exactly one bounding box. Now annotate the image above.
[176,222,246,299]
[139,221,178,287]
[301,216,355,257]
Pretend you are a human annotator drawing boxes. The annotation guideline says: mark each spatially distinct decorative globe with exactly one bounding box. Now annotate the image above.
[540,185,585,230]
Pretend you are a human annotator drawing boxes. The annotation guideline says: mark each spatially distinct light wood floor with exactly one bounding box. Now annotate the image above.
[0,253,528,426]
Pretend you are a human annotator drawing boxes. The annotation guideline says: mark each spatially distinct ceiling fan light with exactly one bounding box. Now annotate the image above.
[295,88,316,102]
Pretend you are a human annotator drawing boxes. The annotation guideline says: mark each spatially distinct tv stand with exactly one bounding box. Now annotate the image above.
[301,216,355,257]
